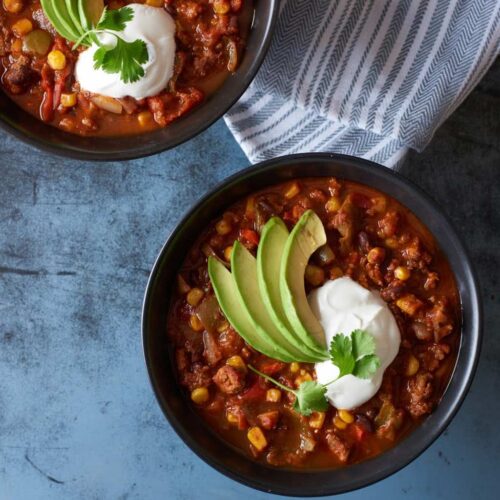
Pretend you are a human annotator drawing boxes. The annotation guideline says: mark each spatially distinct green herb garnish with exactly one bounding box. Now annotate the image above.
[41,2,149,84]
[249,329,380,415]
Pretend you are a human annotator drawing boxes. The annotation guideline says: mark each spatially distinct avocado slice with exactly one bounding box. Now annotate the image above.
[231,241,322,363]
[280,210,327,350]
[41,0,82,41]
[79,0,104,31]
[65,0,85,35]
[257,218,328,361]
[208,257,295,362]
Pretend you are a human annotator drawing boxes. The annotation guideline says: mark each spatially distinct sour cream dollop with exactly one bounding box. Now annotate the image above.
[75,4,176,99]
[309,277,400,410]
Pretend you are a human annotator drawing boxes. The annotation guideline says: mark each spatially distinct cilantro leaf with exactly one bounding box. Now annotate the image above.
[293,381,329,416]
[351,329,376,359]
[94,38,148,84]
[329,334,355,377]
[353,354,380,379]
[96,6,134,32]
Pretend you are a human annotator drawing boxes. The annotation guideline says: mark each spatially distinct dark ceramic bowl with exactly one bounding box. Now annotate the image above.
[0,2,278,161]
[142,153,482,496]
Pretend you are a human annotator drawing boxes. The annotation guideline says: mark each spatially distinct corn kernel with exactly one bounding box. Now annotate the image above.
[333,415,348,430]
[394,266,410,281]
[11,37,22,53]
[245,196,255,218]
[367,247,385,264]
[266,388,281,402]
[217,320,229,333]
[309,411,326,429]
[406,354,420,377]
[47,50,66,70]
[227,412,239,424]
[60,93,77,108]
[325,196,341,213]
[284,181,300,199]
[137,111,153,127]
[247,426,268,451]
[338,409,354,424]
[215,218,232,235]
[295,373,312,386]
[305,264,325,286]
[289,362,300,374]
[191,387,209,404]
[12,18,33,37]
[3,0,23,14]
[186,287,204,306]
[146,0,163,6]
[189,314,204,332]
[223,245,233,261]
[226,355,246,373]
[385,237,399,249]
[396,294,423,317]
[213,0,230,15]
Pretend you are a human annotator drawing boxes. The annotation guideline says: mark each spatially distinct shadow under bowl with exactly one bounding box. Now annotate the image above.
[142,153,482,496]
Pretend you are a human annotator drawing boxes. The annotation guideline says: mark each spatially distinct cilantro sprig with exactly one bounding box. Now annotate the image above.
[249,329,380,416]
[74,7,149,84]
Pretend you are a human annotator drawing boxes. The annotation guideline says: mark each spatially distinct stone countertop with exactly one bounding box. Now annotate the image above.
[0,60,498,500]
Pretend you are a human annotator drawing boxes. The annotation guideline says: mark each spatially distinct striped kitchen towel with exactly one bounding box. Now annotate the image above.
[225,0,500,168]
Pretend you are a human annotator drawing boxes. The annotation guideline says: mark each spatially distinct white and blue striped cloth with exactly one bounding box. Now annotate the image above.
[225,0,500,168]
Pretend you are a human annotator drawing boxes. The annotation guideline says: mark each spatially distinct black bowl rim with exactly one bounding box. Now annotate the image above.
[142,152,483,496]
[0,1,279,161]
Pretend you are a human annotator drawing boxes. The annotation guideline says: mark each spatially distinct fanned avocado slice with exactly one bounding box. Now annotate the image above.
[280,210,327,350]
[41,0,82,41]
[231,241,322,363]
[257,217,328,361]
[65,0,85,35]
[79,0,104,31]
[208,257,295,362]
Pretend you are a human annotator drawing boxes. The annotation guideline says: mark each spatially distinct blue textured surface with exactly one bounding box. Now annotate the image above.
[0,61,499,499]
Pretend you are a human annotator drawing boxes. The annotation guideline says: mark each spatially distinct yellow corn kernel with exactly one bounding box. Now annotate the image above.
[406,354,420,377]
[284,182,300,199]
[12,18,33,37]
[367,247,385,264]
[146,0,163,6]
[137,111,153,127]
[223,245,233,261]
[247,426,268,451]
[47,50,66,70]
[325,196,341,213]
[215,218,232,235]
[385,237,399,249]
[213,0,230,15]
[305,264,325,286]
[295,373,312,386]
[186,287,204,306]
[3,0,23,14]
[289,362,300,374]
[227,412,239,424]
[338,409,354,424]
[396,294,423,317]
[266,388,281,402]
[226,355,246,373]
[217,320,229,333]
[309,411,326,429]
[394,266,411,281]
[245,196,255,218]
[333,415,348,430]
[11,37,22,53]
[191,387,209,404]
[60,93,77,108]
[189,314,204,332]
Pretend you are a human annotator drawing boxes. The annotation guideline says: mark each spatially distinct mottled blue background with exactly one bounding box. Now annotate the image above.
[0,61,498,500]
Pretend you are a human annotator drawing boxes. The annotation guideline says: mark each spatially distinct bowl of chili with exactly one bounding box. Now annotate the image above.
[142,153,482,496]
[0,1,278,160]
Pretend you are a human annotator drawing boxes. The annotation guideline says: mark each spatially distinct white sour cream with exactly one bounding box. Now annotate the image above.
[309,277,400,410]
[75,4,176,99]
